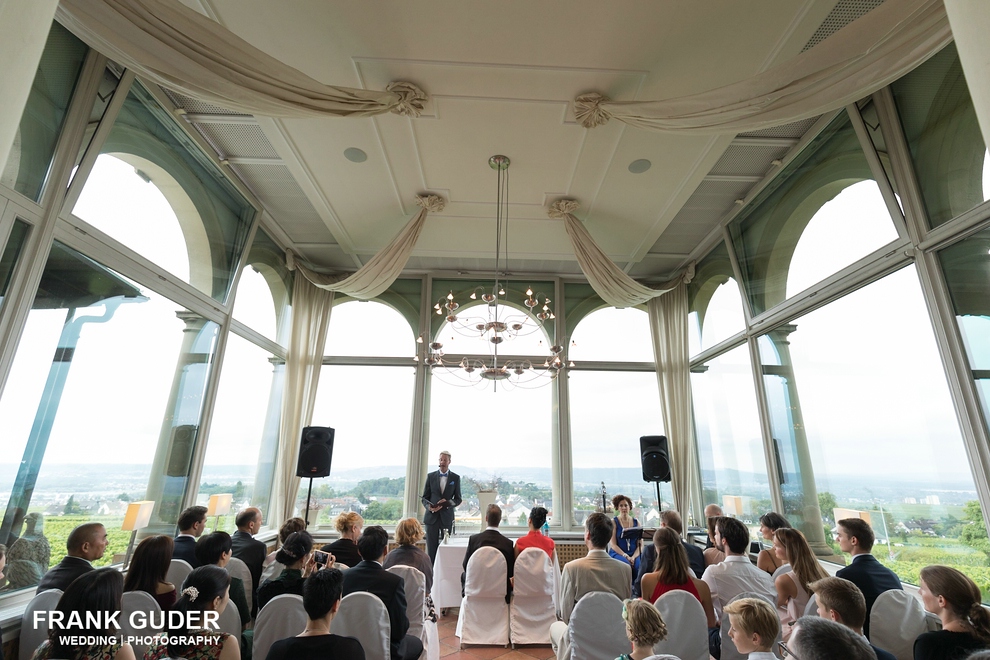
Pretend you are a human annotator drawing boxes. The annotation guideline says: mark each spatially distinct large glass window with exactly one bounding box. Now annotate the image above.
[688,241,746,357]
[758,266,984,588]
[0,220,31,312]
[0,242,219,593]
[728,110,899,316]
[72,81,254,303]
[232,228,292,346]
[892,43,989,229]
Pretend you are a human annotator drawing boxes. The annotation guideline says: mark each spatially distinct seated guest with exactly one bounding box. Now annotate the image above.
[617,598,669,660]
[320,512,363,568]
[809,576,896,660]
[723,597,780,659]
[757,512,790,575]
[342,526,424,660]
[383,517,434,593]
[515,506,555,559]
[37,522,107,592]
[257,531,318,611]
[146,565,239,660]
[773,528,827,641]
[32,567,136,660]
[641,527,716,628]
[704,504,723,548]
[231,506,266,614]
[608,494,642,576]
[789,616,876,660]
[634,509,705,597]
[834,517,902,638]
[462,504,515,601]
[173,505,208,568]
[915,565,990,660]
[264,568,365,660]
[123,534,176,610]
[195,531,250,627]
[261,517,306,584]
[704,515,726,566]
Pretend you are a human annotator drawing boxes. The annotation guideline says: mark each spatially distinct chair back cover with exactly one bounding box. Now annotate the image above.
[510,548,556,644]
[720,591,781,660]
[869,589,927,660]
[804,592,819,617]
[120,590,163,658]
[259,559,284,584]
[653,589,709,660]
[217,598,242,636]
[771,563,793,581]
[569,591,630,660]
[20,589,62,660]
[332,590,391,660]
[226,556,253,612]
[166,558,194,589]
[253,593,307,660]
[455,546,509,646]
[388,565,437,660]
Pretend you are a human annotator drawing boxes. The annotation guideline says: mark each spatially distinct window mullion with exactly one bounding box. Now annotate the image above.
[846,102,910,240]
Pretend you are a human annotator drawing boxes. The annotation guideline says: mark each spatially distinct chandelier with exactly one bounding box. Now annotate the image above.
[421,155,571,389]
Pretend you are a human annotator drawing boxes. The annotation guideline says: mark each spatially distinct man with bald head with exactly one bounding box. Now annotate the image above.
[37,522,107,591]
[231,506,266,615]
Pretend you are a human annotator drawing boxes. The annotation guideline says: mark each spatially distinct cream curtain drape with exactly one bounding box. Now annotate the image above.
[289,194,445,300]
[272,278,333,525]
[55,0,427,118]
[548,200,693,308]
[575,0,949,134]
[648,285,701,526]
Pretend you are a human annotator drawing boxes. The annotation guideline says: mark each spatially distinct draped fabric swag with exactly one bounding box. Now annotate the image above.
[272,278,333,524]
[574,0,949,134]
[288,194,445,300]
[55,0,428,118]
[648,286,701,526]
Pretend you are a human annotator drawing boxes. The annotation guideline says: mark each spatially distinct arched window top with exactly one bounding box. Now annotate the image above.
[689,241,745,356]
[570,307,652,362]
[325,300,414,357]
[233,228,292,345]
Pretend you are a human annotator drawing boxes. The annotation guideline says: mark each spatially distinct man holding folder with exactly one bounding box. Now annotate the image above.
[422,450,462,563]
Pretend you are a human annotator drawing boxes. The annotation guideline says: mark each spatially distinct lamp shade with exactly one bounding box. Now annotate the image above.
[207,493,233,517]
[121,500,155,531]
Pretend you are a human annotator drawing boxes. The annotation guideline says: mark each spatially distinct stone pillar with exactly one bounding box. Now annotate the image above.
[945,1,990,151]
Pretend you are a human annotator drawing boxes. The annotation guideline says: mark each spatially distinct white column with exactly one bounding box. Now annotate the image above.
[0,0,59,175]
[945,0,990,150]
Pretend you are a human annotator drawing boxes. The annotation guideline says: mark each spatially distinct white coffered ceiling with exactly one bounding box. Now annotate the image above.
[171,1,878,280]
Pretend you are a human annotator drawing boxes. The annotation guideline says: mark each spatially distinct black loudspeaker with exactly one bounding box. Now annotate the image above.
[296,426,334,477]
[640,435,671,482]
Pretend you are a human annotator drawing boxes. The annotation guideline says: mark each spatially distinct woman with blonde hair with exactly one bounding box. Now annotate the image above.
[641,527,716,628]
[915,565,990,660]
[616,599,676,660]
[383,517,434,593]
[773,527,828,640]
[320,511,363,568]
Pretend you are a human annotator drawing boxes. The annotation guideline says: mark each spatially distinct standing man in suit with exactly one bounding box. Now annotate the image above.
[231,506,266,616]
[37,522,107,591]
[633,509,705,597]
[342,526,424,660]
[173,505,207,568]
[834,517,902,639]
[461,504,514,601]
[421,450,462,563]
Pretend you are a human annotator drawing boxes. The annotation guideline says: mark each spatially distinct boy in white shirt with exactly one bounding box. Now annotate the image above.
[724,598,780,659]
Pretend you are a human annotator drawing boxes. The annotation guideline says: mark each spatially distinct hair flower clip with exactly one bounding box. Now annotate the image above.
[182,586,200,602]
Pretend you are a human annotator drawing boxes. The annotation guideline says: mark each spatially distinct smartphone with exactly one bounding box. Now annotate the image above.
[313,550,330,565]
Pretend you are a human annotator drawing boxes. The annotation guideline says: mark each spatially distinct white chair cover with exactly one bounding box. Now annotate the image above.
[253,593,307,660]
[720,591,782,660]
[20,589,62,660]
[217,598,242,636]
[120,591,163,659]
[509,548,556,645]
[771,563,792,581]
[226,556,253,613]
[804,592,819,617]
[569,591,630,660]
[166,558,193,589]
[455,546,509,647]
[869,589,927,660]
[332,591,391,660]
[551,549,563,612]
[388,565,437,660]
[259,559,284,584]
[653,590,708,660]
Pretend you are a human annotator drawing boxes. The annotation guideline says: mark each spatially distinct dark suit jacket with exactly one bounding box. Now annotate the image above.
[342,560,410,660]
[633,540,705,598]
[461,528,514,600]
[172,535,200,568]
[872,643,896,660]
[421,470,462,529]
[231,530,266,601]
[37,556,93,592]
[835,554,902,638]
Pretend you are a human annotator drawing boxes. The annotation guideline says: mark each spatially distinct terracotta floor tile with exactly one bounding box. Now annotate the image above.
[440,641,460,657]
[458,645,514,659]
[515,646,555,659]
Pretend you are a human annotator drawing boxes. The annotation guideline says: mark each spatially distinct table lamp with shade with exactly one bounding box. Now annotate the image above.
[121,500,155,569]
[207,493,233,531]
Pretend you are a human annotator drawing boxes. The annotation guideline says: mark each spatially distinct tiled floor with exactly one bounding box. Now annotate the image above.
[437,610,555,660]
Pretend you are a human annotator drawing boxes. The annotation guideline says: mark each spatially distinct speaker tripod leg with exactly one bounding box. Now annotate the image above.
[304,476,314,528]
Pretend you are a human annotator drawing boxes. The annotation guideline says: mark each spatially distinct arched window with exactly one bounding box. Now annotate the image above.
[232,229,292,346]
[689,241,746,356]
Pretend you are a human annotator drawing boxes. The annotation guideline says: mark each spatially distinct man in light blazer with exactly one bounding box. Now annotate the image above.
[421,450,462,563]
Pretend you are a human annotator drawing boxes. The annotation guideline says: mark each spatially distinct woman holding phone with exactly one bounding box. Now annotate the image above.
[257,531,332,611]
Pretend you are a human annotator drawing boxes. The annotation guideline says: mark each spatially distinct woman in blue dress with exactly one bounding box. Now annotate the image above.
[608,494,641,576]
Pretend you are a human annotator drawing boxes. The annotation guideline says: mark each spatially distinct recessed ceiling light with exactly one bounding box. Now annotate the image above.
[628,159,651,174]
[344,147,367,163]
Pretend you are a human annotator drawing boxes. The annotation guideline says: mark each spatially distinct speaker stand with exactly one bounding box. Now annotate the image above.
[303,476,315,528]
[654,481,664,513]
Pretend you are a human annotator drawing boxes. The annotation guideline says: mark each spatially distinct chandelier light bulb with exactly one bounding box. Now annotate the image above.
[526,288,533,296]
[470,292,477,300]
[416,335,424,343]
[498,287,505,296]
